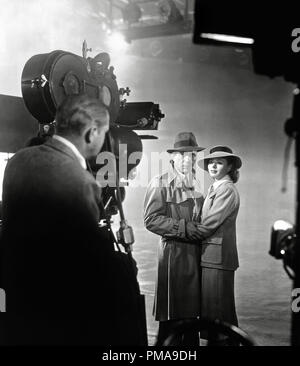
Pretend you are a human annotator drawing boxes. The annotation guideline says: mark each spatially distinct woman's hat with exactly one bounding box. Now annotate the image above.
[167,132,205,153]
[198,145,242,170]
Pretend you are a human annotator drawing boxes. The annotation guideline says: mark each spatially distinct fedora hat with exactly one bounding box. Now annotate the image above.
[198,145,242,170]
[167,132,205,153]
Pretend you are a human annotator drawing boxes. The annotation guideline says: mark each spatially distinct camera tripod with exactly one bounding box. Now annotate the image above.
[98,181,148,346]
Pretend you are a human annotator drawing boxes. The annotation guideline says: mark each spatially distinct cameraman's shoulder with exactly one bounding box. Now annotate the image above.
[5,145,39,166]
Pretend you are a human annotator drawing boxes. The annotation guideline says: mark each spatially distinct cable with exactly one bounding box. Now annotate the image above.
[281,136,293,193]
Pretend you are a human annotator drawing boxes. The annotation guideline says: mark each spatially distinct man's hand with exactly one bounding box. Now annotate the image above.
[186,221,203,241]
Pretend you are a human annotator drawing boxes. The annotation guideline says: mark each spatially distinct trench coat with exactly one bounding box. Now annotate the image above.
[196,179,240,325]
[143,170,204,321]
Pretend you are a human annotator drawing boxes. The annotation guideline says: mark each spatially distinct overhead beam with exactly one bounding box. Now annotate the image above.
[122,19,192,42]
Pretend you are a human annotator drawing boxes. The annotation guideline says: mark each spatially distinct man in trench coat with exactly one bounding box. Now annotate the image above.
[144,132,205,345]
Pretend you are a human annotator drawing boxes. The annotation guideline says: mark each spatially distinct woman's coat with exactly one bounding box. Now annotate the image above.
[197,180,240,271]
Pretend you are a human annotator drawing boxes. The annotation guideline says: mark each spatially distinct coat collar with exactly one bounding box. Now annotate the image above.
[44,137,86,169]
[164,168,203,202]
[212,175,231,190]
[208,177,233,198]
[52,135,87,170]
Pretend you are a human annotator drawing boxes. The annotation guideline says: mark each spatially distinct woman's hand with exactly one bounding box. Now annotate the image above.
[186,221,203,241]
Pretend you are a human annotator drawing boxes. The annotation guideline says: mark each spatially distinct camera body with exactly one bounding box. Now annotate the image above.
[21,43,164,218]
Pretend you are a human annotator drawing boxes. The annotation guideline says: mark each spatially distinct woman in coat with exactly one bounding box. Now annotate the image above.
[197,145,242,338]
[143,132,205,345]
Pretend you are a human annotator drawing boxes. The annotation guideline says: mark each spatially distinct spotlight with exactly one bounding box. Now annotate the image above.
[270,220,296,279]
[106,32,129,53]
[200,33,254,45]
[102,22,107,32]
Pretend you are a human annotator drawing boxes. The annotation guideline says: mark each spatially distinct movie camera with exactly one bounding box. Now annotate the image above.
[21,40,164,248]
[20,40,165,345]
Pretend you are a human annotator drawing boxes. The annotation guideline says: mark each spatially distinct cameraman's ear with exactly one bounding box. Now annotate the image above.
[84,128,93,144]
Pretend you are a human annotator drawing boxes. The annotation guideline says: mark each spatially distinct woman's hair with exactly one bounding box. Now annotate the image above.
[226,157,240,183]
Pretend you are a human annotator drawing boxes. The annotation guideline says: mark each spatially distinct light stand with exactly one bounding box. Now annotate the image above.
[285,86,300,345]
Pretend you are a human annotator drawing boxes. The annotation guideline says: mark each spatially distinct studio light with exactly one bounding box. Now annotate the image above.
[106,32,129,53]
[270,220,296,279]
[200,33,254,45]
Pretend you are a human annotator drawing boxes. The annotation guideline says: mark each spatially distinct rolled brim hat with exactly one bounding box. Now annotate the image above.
[167,132,205,153]
[198,145,242,171]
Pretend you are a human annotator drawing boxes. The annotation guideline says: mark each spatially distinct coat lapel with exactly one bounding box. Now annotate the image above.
[202,185,216,213]
[208,190,217,199]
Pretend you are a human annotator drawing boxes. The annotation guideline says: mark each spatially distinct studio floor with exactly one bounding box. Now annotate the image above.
[127,221,292,346]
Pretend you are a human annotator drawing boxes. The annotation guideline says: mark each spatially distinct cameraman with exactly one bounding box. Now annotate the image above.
[0,94,141,345]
